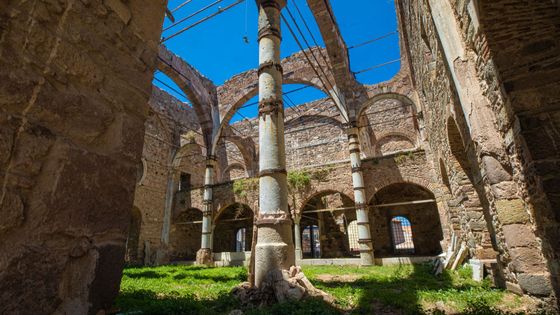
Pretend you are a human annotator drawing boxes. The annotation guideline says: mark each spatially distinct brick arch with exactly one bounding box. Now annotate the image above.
[211,48,336,156]
[356,93,418,122]
[366,177,439,205]
[284,114,345,130]
[370,181,435,202]
[296,189,354,216]
[222,128,257,176]
[221,162,247,179]
[213,202,255,224]
[373,131,417,154]
[171,142,205,169]
[157,45,217,149]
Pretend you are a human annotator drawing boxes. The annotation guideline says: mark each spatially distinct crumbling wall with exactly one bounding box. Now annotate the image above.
[131,87,205,265]
[398,0,558,301]
[0,0,166,313]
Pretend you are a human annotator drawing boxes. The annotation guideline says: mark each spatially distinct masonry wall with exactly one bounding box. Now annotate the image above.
[0,1,166,313]
[130,87,205,265]
[398,0,558,301]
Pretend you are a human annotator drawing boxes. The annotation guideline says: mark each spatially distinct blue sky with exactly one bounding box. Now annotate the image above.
[155,0,400,122]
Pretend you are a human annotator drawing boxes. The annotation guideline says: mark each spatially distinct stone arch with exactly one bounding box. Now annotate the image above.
[298,190,354,214]
[356,94,419,157]
[125,207,142,264]
[284,114,345,130]
[221,129,257,177]
[157,45,217,149]
[373,132,416,155]
[357,93,418,120]
[213,203,254,253]
[299,190,356,258]
[369,182,443,257]
[211,47,337,156]
[222,162,247,180]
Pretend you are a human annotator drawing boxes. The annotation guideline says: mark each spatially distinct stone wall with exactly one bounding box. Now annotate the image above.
[397,0,558,301]
[130,87,206,265]
[0,0,166,313]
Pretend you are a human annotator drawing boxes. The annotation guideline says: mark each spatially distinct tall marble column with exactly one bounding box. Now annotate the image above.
[196,156,216,265]
[346,125,374,265]
[254,0,295,287]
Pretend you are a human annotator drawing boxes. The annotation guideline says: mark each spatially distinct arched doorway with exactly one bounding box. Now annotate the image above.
[300,191,356,258]
[370,183,443,257]
[169,208,202,261]
[213,203,254,253]
[125,207,142,264]
[390,216,415,254]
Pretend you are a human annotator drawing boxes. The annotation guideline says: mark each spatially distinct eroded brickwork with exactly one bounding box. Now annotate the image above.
[398,0,559,302]
[0,0,166,313]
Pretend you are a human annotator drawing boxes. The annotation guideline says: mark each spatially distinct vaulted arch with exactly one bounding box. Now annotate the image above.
[157,45,217,150]
[211,48,342,156]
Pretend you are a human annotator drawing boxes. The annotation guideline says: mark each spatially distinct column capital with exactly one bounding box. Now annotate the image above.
[344,121,359,135]
[205,155,217,167]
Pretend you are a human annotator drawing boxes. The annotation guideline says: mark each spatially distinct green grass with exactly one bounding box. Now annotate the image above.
[115,264,529,315]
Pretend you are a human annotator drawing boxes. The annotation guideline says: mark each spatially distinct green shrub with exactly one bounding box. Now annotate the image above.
[233,178,258,197]
[287,170,311,191]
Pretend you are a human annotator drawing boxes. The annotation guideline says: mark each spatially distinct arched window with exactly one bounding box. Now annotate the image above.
[390,216,415,254]
[347,220,360,253]
[302,225,321,258]
[236,228,247,252]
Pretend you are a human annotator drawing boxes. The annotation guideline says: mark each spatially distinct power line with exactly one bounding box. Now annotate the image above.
[234,84,315,112]
[291,0,332,72]
[283,8,345,116]
[162,0,244,42]
[163,0,223,32]
[153,76,192,106]
[171,0,195,13]
[353,59,401,75]
[281,12,348,123]
[348,31,398,50]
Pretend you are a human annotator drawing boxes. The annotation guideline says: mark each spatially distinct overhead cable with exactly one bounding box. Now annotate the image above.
[353,59,401,75]
[163,0,223,32]
[162,0,244,42]
[348,31,398,50]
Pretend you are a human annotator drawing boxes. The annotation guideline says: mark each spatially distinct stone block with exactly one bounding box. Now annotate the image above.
[495,199,530,225]
[502,224,536,248]
[482,156,512,184]
[509,247,546,273]
[517,273,553,296]
[490,181,517,199]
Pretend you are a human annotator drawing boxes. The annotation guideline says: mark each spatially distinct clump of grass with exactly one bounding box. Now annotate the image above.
[116,264,532,315]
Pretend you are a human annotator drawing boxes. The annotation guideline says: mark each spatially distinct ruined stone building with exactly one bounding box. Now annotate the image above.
[1,0,559,313]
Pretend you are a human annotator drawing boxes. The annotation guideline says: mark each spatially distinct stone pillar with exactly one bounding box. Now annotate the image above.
[254,0,295,287]
[346,126,374,265]
[196,156,216,266]
[293,216,303,261]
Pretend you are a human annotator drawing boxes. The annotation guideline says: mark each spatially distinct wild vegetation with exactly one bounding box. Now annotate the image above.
[115,264,544,315]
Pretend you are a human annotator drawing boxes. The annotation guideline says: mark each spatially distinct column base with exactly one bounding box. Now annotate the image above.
[196,248,214,266]
[295,248,303,261]
[233,266,334,306]
[359,250,374,266]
